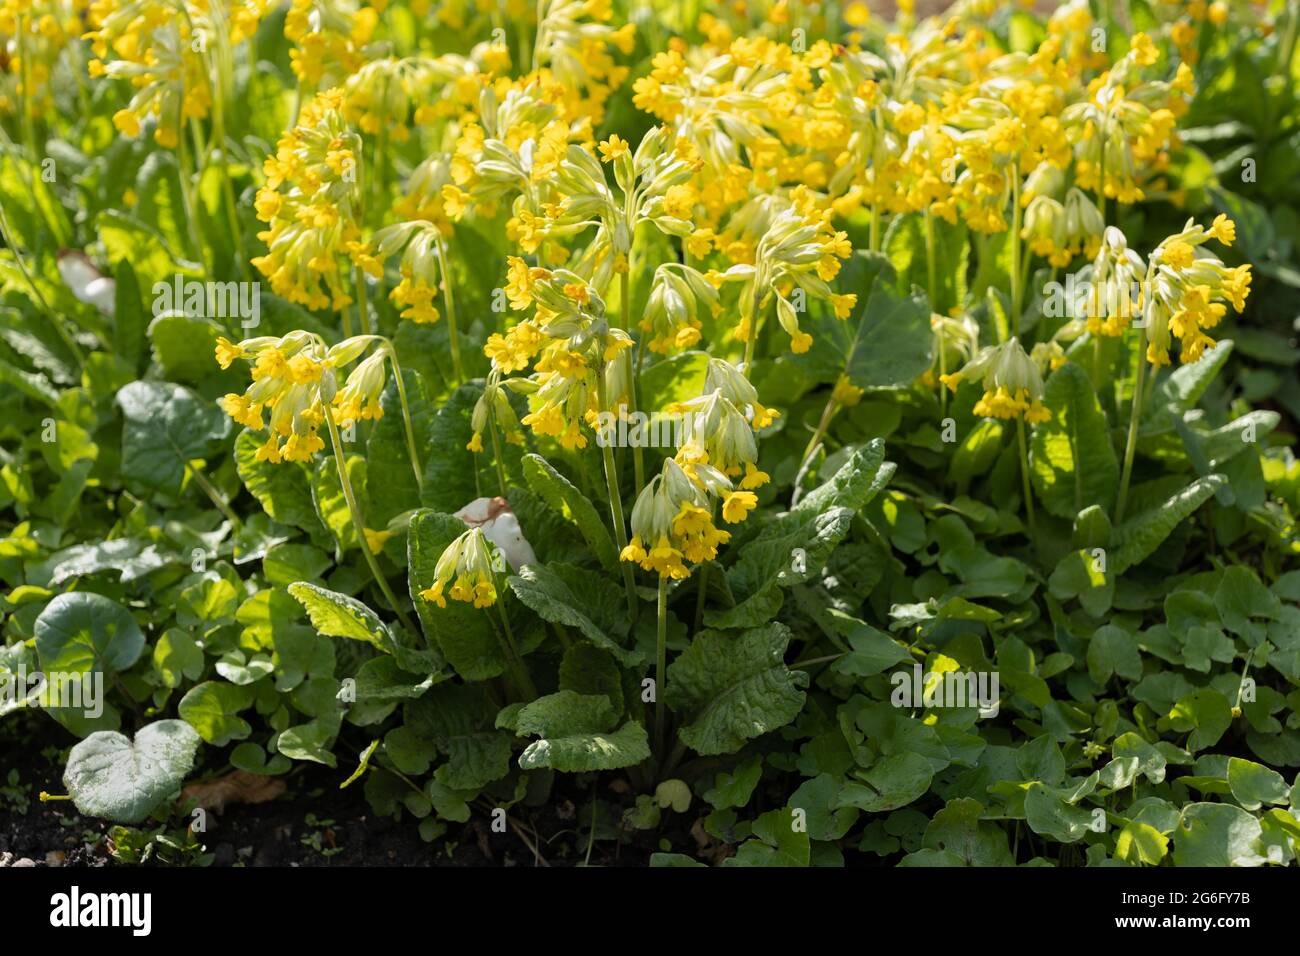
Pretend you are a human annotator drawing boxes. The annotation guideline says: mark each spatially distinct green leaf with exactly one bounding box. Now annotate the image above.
[809,252,933,388]
[835,751,934,812]
[178,681,254,746]
[234,430,326,536]
[521,454,618,572]
[147,313,228,384]
[1167,689,1234,752]
[1115,821,1169,865]
[287,582,394,653]
[63,720,201,824]
[1112,475,1226,573]
[1030,363,1118,519]
[884,214,968,314]
[1173,803,1266,866]
[507,563,641,665]
[1227,757,1289,811]
[1087,624,1143,684]
[511,691,650,772]
[1024,783,1097,844]
[404,683,512,790]
[665,623,808,756]
[918,798,1015,866]
[34,591,144,676]
[116,380,230,496]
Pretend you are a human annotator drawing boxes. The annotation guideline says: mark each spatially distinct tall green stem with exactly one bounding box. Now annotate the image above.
[1017,417,1036,536]
[493,589,538,700]
[324,411,417,635]
[486,402,510,497]
[1010,174,1024,335]
[436,237,464,384]
[385,350,423,484]
[655,575,668,758]
[924,209,939,309]
[619,268,645,494]
[595,373,639,619]
[1115,327,1149,524]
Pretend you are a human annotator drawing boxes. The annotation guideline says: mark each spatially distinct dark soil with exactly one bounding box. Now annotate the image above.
[0,714,684,867]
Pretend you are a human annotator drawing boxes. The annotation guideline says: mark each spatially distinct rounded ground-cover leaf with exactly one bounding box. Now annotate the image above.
[178,680,254,746]
[35,591,145,676]
[63,719,201,823]
[116,380,230,496]
[1173,803,1266,866]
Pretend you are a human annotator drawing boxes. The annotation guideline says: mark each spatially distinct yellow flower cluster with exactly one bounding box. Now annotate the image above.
[941,337,1051,424]
[86,0,270,147]
[252,88,369,311]
[0,0,86,118]
[214,331,389,463]
[1144,215,1251,366]
[419,527,498,608]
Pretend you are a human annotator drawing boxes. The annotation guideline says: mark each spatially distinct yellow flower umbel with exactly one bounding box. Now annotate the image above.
[1073,225,1148,337]
[419,527,500,608]
[942,336,1051,424]
[720,198,856,357]
[622,458,733,580]
[86,0,269,147]
[283,0,376,87]
[1143,215,1250,366]
[252,88,368,312]
[1,0,87,120]
[1061,32,1193,205]
[215,331,391,464]
[1021,182,1105,268]
[366,220,450,325]
[668,358,775,493]
[640,263,720,353]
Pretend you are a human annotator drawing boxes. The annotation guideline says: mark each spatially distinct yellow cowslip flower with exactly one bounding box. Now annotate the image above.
[667,358,774,490]
[622,458,732,580]
[926,313,981,391]
[284,0,376,86]
[251,89,367,312]
[1061,32,1192,206]
[1021,184,1104,268]
[85,0,270,147]
[1143,216,1251,366]
[1073,226,1148,337]
[640,263,719,354]
[365,220,454,326]
[215,331,391,464]
[419,528,499,608]
[718,197,856,355]
[942,337,1051,424]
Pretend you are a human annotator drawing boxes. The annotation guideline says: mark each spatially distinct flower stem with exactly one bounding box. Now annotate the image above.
[1115,326,1149,524]
[355,264,371,336]
[494,590,538,700]
[790,393,840,507]
[1016,416,1036,537]
[324,411,417,635]
[595,374,639,620]
[186,463,241,528]
[655,574,668,759]
[436,236,464,385]
[1010,174,1024,334]
[486,401,510,497]
[924,209,939,309]
[620,268,646,494]
[385,350,423,485]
